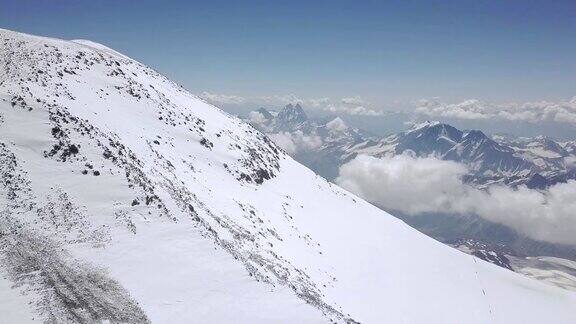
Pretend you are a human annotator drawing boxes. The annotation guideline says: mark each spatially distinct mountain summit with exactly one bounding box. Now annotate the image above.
[275,103,308,129]
[1,29,575,323]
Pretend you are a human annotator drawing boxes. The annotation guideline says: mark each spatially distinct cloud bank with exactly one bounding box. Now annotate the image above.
[268,131,322,154]
[415,97,576,125]
[336,154,576,245]
[199,91,246,105]
[202,91,576,124]
[248,111,267,124]
[199,92,384,116]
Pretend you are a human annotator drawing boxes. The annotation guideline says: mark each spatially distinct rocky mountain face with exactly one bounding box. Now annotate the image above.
[2,29,576,323]
[274,103,308,130]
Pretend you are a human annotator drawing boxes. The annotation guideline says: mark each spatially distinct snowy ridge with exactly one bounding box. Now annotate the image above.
[1,29,575,323]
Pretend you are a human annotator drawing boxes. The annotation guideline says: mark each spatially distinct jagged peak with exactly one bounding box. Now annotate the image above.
[276,103,307,124]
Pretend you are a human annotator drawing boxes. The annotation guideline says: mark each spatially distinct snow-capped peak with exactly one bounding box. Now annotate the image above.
[325,117,348,132]
[408,120,441,131]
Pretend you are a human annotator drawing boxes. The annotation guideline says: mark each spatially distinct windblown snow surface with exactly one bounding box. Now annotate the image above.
[0,29,574,323]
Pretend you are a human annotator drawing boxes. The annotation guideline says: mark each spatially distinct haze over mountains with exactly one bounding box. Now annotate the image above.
[1,29,576,323]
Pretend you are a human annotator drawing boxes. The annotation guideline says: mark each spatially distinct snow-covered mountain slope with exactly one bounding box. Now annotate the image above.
[1,29,575,323]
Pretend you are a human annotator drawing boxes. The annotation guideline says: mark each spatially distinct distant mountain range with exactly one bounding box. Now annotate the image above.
[247,104,576,274]
[249,104,576,188]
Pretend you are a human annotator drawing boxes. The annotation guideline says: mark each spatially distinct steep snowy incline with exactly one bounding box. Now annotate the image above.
[0,29,575,323]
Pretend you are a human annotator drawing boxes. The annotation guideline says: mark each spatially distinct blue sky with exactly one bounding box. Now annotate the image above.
[2,0,575,106]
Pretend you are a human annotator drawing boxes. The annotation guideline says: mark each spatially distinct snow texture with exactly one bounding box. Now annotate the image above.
[0,29,575,323]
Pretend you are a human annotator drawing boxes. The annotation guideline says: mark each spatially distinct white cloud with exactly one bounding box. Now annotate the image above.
[199,91,385,116]
[296,131,323,151]
[248,111,267,124]
[268,132,297,154]
[341,96,364,105]
[318,96,386,116]
[258,94,304,105]
[199,92,304,106]
[268,130,322,154]
[323,104,384,116]
[336,155,468,215]
[308,97,331,108]
[199,91,246,105]
[415,97,576,125]
[336,154,576,245]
